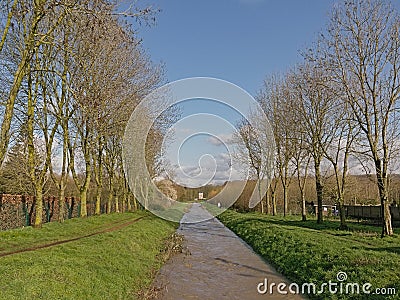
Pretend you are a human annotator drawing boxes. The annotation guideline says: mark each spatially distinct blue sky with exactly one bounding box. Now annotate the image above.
[139,0,336,95]
[136,0,399,187]
[138,0,338,187]
[161,99,243,187]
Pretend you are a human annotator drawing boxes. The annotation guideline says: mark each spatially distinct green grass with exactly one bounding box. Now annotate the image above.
[201,201,225,216]
[155,201,190,222]
[0,211,178,299]
[218,210,400,300]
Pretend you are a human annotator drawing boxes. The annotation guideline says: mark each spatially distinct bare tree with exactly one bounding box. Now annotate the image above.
[322,0,400,236]
[0,0,18,54]
[322,103,359,229]
[268,169,279,215]
[292,132,311,221]
[289,63,337,224]
[0,0,81,168]
[259,76,298,216]
[232,110,274,214]
[66,8,160,217]
[0,0,163,226]
[41,13,77,222]
[23,40,60,227]
[234,119,265,212]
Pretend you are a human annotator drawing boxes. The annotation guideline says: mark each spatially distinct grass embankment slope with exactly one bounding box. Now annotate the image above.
[219,210,400,300]
[0,211,178,299]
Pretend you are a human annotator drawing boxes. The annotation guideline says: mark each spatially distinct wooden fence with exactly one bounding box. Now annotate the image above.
[0,194,104,231]
[345,205,400,221]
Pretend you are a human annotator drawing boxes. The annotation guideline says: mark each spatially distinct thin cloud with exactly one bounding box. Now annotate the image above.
[206,134,233,146]
[171,152,243,187]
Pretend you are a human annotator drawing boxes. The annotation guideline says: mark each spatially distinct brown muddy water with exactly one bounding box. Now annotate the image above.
[153,203,305,300]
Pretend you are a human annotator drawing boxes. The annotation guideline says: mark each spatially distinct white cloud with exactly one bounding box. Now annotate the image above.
[171,152,246,187]
[206,133,233,147]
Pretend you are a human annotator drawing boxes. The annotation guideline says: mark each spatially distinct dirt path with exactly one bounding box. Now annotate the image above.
[0,216,145,258]
[153,204,304,300]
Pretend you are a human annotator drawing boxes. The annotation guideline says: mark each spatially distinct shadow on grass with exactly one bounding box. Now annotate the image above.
[222,212,386,235]
[228,215,356,235]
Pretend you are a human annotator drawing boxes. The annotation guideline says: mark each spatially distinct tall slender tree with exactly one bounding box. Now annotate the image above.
[322,0,400,236]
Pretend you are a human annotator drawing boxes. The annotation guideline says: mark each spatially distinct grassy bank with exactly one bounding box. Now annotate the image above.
[218,210,400,300]
[0,211,178,299]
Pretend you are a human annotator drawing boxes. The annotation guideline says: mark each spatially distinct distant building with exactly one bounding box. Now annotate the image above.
[313,204,337,216]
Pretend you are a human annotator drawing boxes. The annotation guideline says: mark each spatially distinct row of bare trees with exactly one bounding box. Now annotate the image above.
[237,0,399,237]
[0,0,164,227]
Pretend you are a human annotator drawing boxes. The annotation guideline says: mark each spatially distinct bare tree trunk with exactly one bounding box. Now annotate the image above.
[33,187,43,228]
[58,181,66,222]
[94,172,102,214]
[133,194,138,211]
[265,188,271,215]
[69,131,91,218]
[93,137,103,215]
[121,192,126,213]
[271,190,277,216]
[301,193,307,221]
[375,160,393,236]
[257,180,264,214]
[127,193,132,212]
[296,156,310,222]
[80,190,88,217]
[338,200,347,229]
[95,191,101,215]
[115,190,119,213]
[94,153,103,215]
[382,201,393,237]
[336,174,348,230]
[79,185,88,217]
[107,187,113,214]
[79,163,90,217]
[283,185,288,217]
[0,0,17,53]
[57,122,69,222]
[26,62,47,228]
[125,180,131,212]
[315,159,323,224]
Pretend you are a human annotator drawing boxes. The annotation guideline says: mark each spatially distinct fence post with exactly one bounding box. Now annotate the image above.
[77,201,81,217]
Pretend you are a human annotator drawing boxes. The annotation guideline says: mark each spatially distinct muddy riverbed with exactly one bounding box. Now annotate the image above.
[153,203,304,299]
